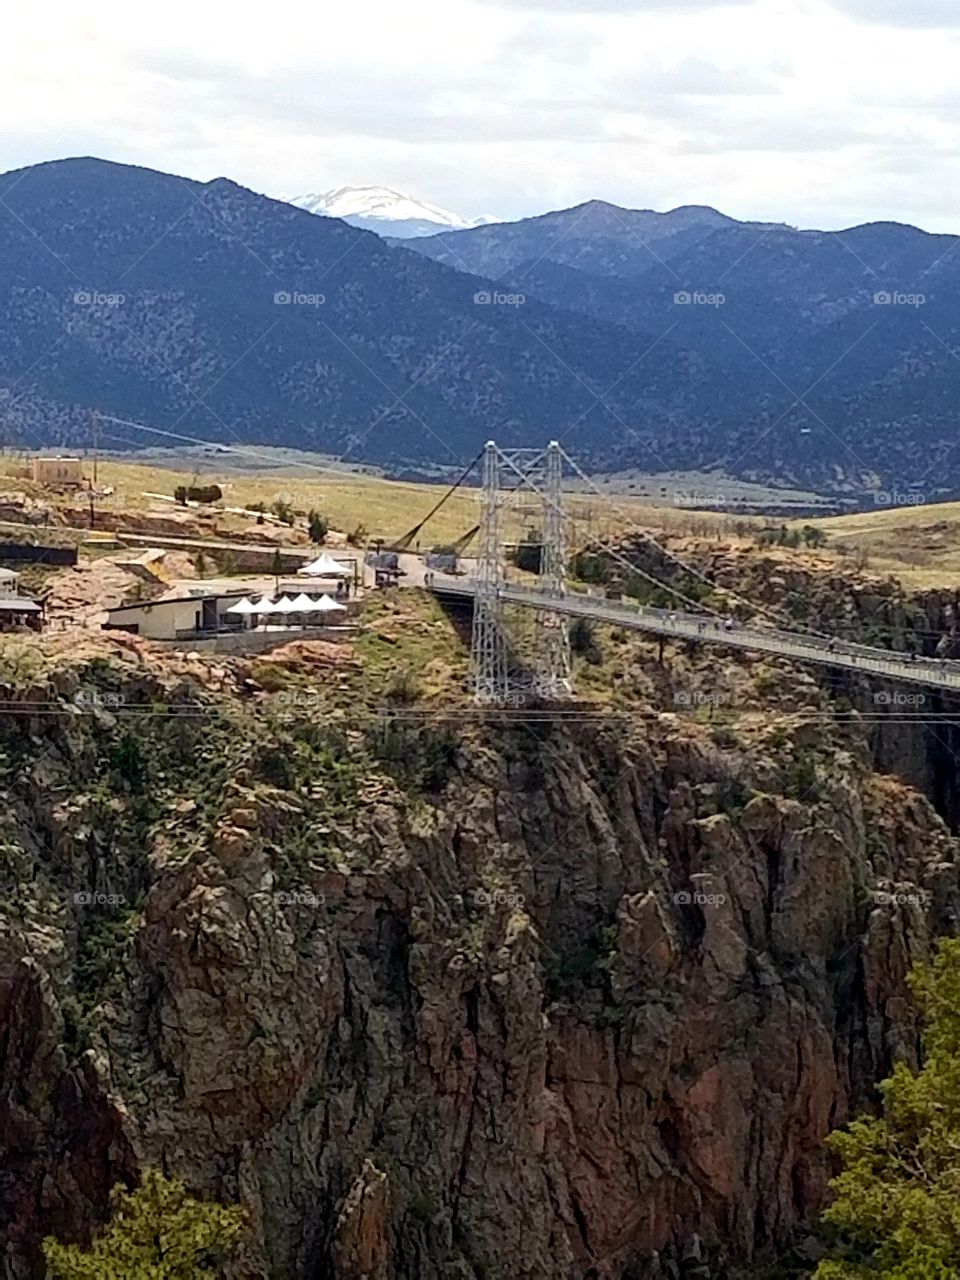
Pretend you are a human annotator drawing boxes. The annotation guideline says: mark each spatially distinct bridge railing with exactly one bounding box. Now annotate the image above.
[494,583,960,692]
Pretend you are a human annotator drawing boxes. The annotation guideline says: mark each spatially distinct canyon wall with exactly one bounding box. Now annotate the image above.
[0,651,956,1277]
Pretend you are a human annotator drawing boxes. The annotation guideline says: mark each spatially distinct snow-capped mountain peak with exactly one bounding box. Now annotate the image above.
[285,185,498,238]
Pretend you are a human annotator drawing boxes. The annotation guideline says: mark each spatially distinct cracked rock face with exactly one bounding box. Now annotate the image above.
[0,676,957,1278]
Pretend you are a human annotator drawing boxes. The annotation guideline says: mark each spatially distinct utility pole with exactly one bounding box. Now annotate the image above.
[92,409,100,486]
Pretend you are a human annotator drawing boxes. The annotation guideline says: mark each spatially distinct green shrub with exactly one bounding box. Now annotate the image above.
[107,734,149,792]
[384,666,421,706]
[43,1168,246,1277]
[271,498,296,526]
[570,617,602,663]
[784,749,820,801]
[509,527,542,574]
[307,509,328,543]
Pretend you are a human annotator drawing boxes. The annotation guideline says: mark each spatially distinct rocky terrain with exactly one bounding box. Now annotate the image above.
[1,576,958,1277]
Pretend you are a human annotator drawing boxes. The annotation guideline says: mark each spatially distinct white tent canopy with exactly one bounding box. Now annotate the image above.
[290,593,320,611]
[225,596,258,615]
[315,593,347,613]
[272,595,301,613]
[299,553,351,578]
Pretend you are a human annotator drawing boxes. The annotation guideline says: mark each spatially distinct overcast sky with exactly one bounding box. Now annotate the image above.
[1,0,957,231]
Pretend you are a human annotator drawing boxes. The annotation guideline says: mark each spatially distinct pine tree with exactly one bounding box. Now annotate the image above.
[43,1168,246,1278]
[814,937,960,1278]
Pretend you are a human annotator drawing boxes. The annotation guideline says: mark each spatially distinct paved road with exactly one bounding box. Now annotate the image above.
[428,576,960,695]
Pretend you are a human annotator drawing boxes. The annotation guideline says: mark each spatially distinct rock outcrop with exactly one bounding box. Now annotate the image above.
[0,655,957,1278]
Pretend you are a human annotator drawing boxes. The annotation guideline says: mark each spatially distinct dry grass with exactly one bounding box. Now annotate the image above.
[798,502,960,588]
[3,455,749,551]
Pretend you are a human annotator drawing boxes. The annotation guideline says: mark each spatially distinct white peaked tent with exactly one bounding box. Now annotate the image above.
[315,594,347,613]
[290,593,320,611]
[299,553,351,578]
[225,596,258,615]
[272,595,301,613]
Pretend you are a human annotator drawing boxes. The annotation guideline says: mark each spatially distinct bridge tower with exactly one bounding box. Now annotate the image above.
[470,439,571,704]
[534,440,572,698]
[471,441,509,702]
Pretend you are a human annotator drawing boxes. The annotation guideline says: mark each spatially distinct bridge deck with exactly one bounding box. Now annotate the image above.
[430,577,960,695]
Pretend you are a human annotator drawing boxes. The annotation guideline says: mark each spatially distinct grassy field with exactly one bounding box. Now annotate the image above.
[800,502,960,587]
[2,456,746,551]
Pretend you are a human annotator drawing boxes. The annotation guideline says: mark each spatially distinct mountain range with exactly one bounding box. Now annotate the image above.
[0,158,727,471]
[398,202,960,493]
[285,186,498,239]
[2,157,960,495]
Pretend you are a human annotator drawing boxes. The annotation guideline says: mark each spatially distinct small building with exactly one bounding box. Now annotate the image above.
[102,588,248,640]
[32,457,84,487]
[0,567,44,631]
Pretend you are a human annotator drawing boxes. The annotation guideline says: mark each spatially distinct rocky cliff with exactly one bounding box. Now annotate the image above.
[0,624,957,1278]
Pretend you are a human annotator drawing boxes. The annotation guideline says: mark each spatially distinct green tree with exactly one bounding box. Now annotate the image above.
[802,524,828,548]
[307,509,328,544]
[43,1168,246,1278]
[270,498,295,526]
[569,617,602,664]
[814,937,960,1278]
[510,526,542,574]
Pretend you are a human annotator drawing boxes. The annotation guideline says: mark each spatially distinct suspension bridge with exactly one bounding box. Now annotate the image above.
[395,440,960,705]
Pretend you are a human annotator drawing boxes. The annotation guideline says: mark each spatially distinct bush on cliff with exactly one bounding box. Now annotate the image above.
[43,1168,246,1278]
[815,937,960,1278]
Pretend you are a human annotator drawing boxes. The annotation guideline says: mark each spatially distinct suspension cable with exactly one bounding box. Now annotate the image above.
[387,449,485,551]
[557,447,830,637]
[493,448,726,617]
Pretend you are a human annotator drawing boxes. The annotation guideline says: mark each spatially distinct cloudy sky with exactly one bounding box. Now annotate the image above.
[1,0,957,231]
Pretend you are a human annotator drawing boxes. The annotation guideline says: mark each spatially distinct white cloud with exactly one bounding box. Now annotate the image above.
[475,0,737,9]
[824,0,960,26]
[0,0,958,231]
